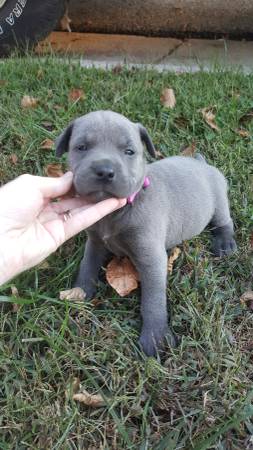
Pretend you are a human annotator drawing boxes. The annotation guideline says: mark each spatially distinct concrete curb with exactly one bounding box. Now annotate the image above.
[38,32,253,73]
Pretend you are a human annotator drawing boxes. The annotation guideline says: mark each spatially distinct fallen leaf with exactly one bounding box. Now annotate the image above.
[68,88,85,102]
[21,95,38,109]
[180,142,196,157]
[239,109,253,125]
[201,107,220,131]
[10,153,18,165]
[60,9,72,32]
[59,287,86,301]
[37,260,50,270]
[106,257,139,297]
[11,285,20,312]
[73,389,106,407]
[37,68,44,79]
[234,128,250,138]
[240,291,253,311]
[44,163,64,177]
[160,88,176,109]
[0,79,7,86]
[40,138,54,150]
[168,247,181,274]
[112,64,123,74]
[41,121,54,131]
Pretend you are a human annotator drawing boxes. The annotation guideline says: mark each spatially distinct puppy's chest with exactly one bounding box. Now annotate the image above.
[96,221,125,256]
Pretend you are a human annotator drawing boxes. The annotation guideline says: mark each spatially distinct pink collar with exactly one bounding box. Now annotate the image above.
[127,176,150,204]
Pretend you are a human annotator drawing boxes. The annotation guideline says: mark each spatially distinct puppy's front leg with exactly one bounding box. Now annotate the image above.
[75,236,110,299]
[131,245,176,356]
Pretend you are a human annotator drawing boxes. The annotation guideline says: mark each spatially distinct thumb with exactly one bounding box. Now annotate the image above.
[35,172,73,198]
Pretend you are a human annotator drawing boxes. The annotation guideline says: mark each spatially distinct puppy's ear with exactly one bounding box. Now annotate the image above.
[55,122,73,157]
[137,124,156,158]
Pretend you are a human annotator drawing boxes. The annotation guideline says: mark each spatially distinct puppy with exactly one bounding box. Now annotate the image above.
[56,110,237,356]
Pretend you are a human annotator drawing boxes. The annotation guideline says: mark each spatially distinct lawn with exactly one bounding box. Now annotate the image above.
[0,56,252,450]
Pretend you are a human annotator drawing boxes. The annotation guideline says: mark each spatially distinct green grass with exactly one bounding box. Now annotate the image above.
[0,55,252,450]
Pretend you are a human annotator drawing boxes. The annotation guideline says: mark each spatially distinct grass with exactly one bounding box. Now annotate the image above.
[0,55,252,450]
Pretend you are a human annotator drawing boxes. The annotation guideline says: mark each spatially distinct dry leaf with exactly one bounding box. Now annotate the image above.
[160,88,176,109]
[0,79,7,86]
[37,260,50,270]
[240,291,253,311]
[40,138,54,150]
[234,128,250,138]
[168,247,181,274]
[73,389,106,407]
[21,95,38,109]
[239,109,253,125]
[68,88,85,102]
[10,153,18,165]
[112,64,123,74]
[41,121,54,131]
[44,163,64,177]
[59,287,86,301]
[106,257,139,297]
[60,9,72,32]
[201,107,220,131]
[37,68,44,79]
[180,142,196,157]
[11,285,20,312]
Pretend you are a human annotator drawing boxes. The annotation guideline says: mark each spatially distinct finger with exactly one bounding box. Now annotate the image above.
[35,172,74,198]
[50,197,89,214]
[63,198,127,240]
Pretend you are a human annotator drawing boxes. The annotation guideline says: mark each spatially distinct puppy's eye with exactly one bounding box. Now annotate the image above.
[76,144,87,151]
[125,149,135,156]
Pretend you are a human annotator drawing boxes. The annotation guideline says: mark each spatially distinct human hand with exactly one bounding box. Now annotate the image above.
[0,172,126,284]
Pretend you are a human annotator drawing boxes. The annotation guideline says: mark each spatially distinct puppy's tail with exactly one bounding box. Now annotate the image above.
[194,153,207,164]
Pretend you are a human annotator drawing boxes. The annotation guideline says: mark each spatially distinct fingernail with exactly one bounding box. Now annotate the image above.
[118,198,127,207]
[63,171,73,179]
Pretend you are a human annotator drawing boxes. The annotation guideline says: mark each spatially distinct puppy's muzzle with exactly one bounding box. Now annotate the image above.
[91,159,115,182]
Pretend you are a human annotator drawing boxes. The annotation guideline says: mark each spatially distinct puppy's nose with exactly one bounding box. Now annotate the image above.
[92,161,115,181]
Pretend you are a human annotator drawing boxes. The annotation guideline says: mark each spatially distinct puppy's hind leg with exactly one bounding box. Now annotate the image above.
[211,190,237,257]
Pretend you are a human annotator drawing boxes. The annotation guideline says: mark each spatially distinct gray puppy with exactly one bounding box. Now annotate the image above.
[56,110,237,356]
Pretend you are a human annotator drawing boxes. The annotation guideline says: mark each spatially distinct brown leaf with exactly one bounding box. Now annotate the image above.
[234,128,250,138]
[168,247,181,274]
[73,389,106,407]
[37,68,44,79]
[40,138,54,150]
[41,121,54,131]
[10,153,18,165]
[180,142,196,157]
[11,285,20,312]
[201,107,220,131]
[0,80,7,86]
[68,88,85,102]
[59,287,86,301]
[106,257,139,297]
[60,9,72,32]
[44,163,64,178]
[160,88,176,109]
[112,64,123,74]
[240,291,253,311]
[21,95,38,109]
[239,109,253,125]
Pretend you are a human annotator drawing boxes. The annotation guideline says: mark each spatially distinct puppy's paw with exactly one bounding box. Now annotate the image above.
[212,236,237,257]
[138,325,177,357]
[73,279,97,300]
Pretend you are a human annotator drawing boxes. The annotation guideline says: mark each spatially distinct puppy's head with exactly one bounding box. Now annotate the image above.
[55,110,155,201]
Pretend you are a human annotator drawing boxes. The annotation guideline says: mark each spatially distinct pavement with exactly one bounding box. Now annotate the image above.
[38,32,253,73]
